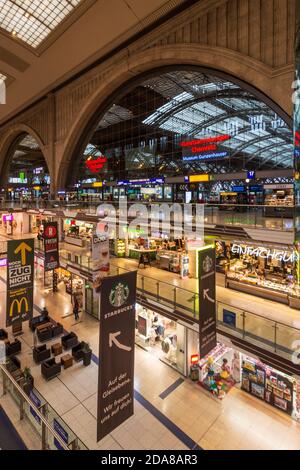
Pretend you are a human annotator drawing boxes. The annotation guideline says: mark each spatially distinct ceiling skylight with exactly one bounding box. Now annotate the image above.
[0,0,83,48]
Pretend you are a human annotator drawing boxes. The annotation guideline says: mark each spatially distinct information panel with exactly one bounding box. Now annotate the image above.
[97,271,137,442]
[6,238,34,326]
[43,221,59,272]
[198,246,217,358]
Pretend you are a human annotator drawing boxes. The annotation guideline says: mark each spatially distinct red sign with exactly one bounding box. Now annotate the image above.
[85,157,107,173]
[180,135,231,147]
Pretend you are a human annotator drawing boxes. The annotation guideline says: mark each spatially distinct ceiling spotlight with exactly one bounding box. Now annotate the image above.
[12,30,17,36]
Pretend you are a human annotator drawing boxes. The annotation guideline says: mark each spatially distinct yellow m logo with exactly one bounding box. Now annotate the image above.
[9,297,29,317]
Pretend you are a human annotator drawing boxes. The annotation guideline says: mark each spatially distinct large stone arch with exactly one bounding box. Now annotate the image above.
[0,123,52,189]
[57,44,294,189]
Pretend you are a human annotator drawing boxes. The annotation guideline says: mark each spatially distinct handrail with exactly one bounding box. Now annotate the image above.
[0,364,70,450]
[58,250,300,334]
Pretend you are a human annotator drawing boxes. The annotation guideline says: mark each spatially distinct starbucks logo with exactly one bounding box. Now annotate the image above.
[203,255,213,273]
[109,282,129,307]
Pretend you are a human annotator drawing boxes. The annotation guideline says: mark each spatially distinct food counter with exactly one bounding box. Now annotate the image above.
[64,235,84,247]
[226,278,289,304]
[128,247,157,261]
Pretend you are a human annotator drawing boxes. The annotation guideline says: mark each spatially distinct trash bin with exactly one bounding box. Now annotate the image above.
[190,365,199,381]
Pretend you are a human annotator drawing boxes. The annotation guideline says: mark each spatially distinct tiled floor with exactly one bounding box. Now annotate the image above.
[1,273,300,450]
[1,233,300,449]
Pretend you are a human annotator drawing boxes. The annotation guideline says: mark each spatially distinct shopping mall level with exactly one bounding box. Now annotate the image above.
[0,0,300,454]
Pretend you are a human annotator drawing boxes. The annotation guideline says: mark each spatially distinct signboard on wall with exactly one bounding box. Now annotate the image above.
[198,246,217,358]
[43,221,59,272]
[97,271,137,442]
[6,238,34,326]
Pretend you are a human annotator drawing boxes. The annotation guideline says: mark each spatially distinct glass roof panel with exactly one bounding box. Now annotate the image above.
[0,0,83,48]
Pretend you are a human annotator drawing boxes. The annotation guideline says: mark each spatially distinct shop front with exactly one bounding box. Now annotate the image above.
[214,239,299,306]
[135,303,186,375]
[189,341,300,420]
[63,218,94,247]
[264,183,294,218]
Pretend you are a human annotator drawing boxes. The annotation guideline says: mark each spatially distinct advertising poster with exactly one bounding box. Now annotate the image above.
[92,222,110,293]
[97,271,137,442]
[198,246,217,358]
[6,238,34,327]
[43,221,59,272]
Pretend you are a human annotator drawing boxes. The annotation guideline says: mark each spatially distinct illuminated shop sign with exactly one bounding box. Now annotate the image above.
[85,157,107,173]
[180,135,231,147]
[231,186,245,192]
[183,151,228,162]
[117,177,165,186]
[181,134,231,162]
[231,244,298,262]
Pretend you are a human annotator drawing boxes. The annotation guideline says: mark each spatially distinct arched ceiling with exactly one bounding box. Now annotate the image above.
[0,0,187,123]
[74,69,293,184]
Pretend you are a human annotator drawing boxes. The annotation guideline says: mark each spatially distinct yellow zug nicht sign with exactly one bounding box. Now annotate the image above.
[6,239,34,327]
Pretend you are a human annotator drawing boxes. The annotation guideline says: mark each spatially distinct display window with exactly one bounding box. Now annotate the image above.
[195,343,240,400]
[63,219,94,247]
[227,241,296,296]
[135,304,185,375]
[241,356,300,419]
[264,185,294,218]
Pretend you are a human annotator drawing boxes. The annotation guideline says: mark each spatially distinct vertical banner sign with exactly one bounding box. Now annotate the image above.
[6,238,34,326]
[97,271,137,442]
[43,221,59,272]
[198,246,217,358]
[92,222,110,293]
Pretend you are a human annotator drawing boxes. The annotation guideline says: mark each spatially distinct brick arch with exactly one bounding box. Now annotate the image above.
[57,43,293,189]
[0,124,51,188]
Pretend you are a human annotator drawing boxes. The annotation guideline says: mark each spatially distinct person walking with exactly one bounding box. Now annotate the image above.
[73,295,79,321]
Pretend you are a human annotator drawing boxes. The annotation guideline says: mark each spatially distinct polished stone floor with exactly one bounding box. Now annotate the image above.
[1,274,300,450]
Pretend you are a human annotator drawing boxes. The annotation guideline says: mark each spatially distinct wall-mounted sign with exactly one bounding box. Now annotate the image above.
[6,239,34,327]
[181,134,230,163]
[43,221,59,272]
[198,246,217,358]
[85,156,107,173]
[247,170,255,180]
[231,243,296,262]
[249,185,263,192]
[97,271,137,442]
[189,174,210,183]
[231,186,245,192]
[117,178,165,186]
[263,184,293,190]
[180,135,231,147]
[183,151,228,162]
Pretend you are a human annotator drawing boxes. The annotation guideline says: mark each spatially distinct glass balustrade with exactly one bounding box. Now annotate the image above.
[0,361,87,450]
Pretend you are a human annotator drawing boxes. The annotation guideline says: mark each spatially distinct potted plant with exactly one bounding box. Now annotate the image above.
[82,342,92,366]
[22,366,34,395]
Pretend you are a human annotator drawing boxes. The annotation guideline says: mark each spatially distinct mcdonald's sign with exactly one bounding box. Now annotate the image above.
[6,239,34,327]
[9,297,29,317]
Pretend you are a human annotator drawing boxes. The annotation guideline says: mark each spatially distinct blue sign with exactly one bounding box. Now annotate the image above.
[247,170,255,180]
[249,185,263,192]
[53,418,69,450]
[223,309,236,328]
[231,186,245,192]
[183,151,228,162]
[29,390,41,424]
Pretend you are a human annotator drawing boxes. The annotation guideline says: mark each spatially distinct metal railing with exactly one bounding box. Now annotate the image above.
[0,361,88,450]
[0,200,294,231]
[57,248,300,363]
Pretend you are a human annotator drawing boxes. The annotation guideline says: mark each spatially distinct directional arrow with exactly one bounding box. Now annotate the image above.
[109,331,132,352]
[14,242,32,266]
[203,288,215,304]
